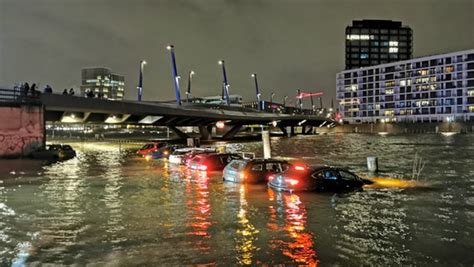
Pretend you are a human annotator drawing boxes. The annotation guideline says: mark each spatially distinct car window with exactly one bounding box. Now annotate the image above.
[281,163,290,171]
[321,170,338,180]
[339,170,358,181]
[265,163,281,172]
[229,161,241,169]
[157,143,167,148]
[251,163,263,171]
[311,171,325,180]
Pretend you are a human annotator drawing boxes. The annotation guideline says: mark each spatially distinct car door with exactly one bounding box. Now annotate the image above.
[337,169,363,189]
[249,163,264,182]
[311,169,339,191]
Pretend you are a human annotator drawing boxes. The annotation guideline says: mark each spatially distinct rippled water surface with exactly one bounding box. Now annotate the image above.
[1,134,473,265]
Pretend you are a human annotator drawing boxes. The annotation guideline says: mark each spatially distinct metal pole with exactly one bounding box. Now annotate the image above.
[296,89,302,110]
[186,70,194,103]
[310,95,315,112]
[262,130,271,159]
[251,73,261,111]
[319,97,323,109]
[137,60,146,101]
[167,45,181,105]
[218,60,231,106]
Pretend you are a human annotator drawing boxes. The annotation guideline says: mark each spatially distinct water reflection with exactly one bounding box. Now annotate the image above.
[268,189,318,265]
[235,184,259,265]
[184,170,212,253]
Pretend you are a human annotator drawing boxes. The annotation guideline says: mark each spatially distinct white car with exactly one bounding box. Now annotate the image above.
[168,147,216,165]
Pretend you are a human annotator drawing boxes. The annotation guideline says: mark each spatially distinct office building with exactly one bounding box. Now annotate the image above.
[80,67,125,100]
[345,20,413,69]
[336,49,474,123]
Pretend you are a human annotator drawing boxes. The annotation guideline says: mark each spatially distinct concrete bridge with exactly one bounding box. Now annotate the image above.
[40,93,336,139]
[0,88,336,157]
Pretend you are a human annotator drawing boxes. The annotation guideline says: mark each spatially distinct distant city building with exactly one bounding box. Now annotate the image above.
[336,49,474,123]
[345,19,413,70]
[80,67,125,100]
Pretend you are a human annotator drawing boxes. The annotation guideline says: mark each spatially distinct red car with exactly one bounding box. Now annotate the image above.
[187,153,243,171]
[136,142,167,156]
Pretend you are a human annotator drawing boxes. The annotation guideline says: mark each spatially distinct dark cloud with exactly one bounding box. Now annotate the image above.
[0,0,473,107]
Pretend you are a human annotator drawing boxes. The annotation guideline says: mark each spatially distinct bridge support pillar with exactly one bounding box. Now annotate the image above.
[0,105,44,158]
[222,125,242,139]
[305,126,313,135]
[168,126,190,139]
[199,125,213,140]
[290,126,295,136]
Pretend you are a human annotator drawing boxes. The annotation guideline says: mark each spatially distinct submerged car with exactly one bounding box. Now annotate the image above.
[268,166,365,192]
[31,144,76,160]
[136,142,167,156]
[187,153,243,171]
[145,144,185,160]
[223,159,292,183]
[169,147,216,164]
[182,149,218,166]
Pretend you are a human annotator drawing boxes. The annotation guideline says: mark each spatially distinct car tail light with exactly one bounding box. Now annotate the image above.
[268,175,275,181]
[294,165,306,171]
[285,178,299,186]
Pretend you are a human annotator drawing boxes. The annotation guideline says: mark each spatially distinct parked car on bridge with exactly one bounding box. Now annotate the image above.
[136,142,167,156]
[187,153,243,172]
[268,166,365,192]
[223,158,293,183]
[31,144,76,161]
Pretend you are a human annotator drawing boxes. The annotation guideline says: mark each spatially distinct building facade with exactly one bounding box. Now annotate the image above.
[345,20,413,70]
[336,49,474,124]
[80,67,125,100]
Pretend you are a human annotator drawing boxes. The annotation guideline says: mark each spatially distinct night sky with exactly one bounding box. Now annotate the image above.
[0,0,473,106]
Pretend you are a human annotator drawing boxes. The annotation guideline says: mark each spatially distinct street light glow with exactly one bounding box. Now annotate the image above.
[251,73,256,78]
[166,45,173,50]
[190,70,195,76]
[218,60,224,65]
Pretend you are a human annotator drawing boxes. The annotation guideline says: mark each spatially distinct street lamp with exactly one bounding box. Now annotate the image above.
[186,70,195,103]
[218,60,231,106]
[251,73,261,111]
[167,45,182,105]
[283,95,288,107]
[137,60,147,101]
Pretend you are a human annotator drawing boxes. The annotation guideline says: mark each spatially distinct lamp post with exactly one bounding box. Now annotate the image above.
[166,45,181,105]
[251,73,261,111]
[137,60,146,101]
[218,60,231,106]
[296,89,302,110]
[186,70,195,103]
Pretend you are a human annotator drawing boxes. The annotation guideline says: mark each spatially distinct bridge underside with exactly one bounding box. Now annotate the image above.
[41,94,337,139]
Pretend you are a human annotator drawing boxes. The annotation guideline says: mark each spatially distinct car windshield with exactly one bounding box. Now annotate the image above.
[141,144,153,149]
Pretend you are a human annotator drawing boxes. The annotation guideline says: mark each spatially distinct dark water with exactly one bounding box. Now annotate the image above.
[0,134,473,266]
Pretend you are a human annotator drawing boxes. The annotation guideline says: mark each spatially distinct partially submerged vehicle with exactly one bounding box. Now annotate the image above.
[169,147,216,165]
[136,142,167,156]
[31,144,76,160]
[223,158,293,183]
[268,165,365,192]
[187,153,243,171]
[145,144,186,160]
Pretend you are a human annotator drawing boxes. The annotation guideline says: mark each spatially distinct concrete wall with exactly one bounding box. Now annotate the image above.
[317,122,474,134]
[0,106,44,158]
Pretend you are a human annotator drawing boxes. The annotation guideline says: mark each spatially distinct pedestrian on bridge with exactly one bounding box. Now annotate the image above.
[69,88,75,95]
[62,89,68,95]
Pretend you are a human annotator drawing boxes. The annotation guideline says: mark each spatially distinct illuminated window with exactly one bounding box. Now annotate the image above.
[360,53,369,59]
[385,89,394,95]
[389,47,398,53]
[445,66,454,73]
[346,34,373,40]
[384,110,394,116]
[389,41,399,47]
[468,90,474,96]
[469,106,474,112]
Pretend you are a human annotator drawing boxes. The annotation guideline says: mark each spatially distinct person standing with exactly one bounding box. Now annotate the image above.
[69,88,75,95]
[62,89,68,95]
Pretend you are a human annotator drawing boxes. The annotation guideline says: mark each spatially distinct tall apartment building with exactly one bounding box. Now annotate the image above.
[336,49,474,124]
[80,67,125,100]
[345,20,413,70]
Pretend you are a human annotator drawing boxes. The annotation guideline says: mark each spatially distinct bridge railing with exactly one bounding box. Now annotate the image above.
[0,88,41,106]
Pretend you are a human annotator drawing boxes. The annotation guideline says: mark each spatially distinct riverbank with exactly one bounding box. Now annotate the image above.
[317,121,474,134]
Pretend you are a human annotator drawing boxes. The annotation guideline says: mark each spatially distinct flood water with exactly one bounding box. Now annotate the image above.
[0,134,473,265]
